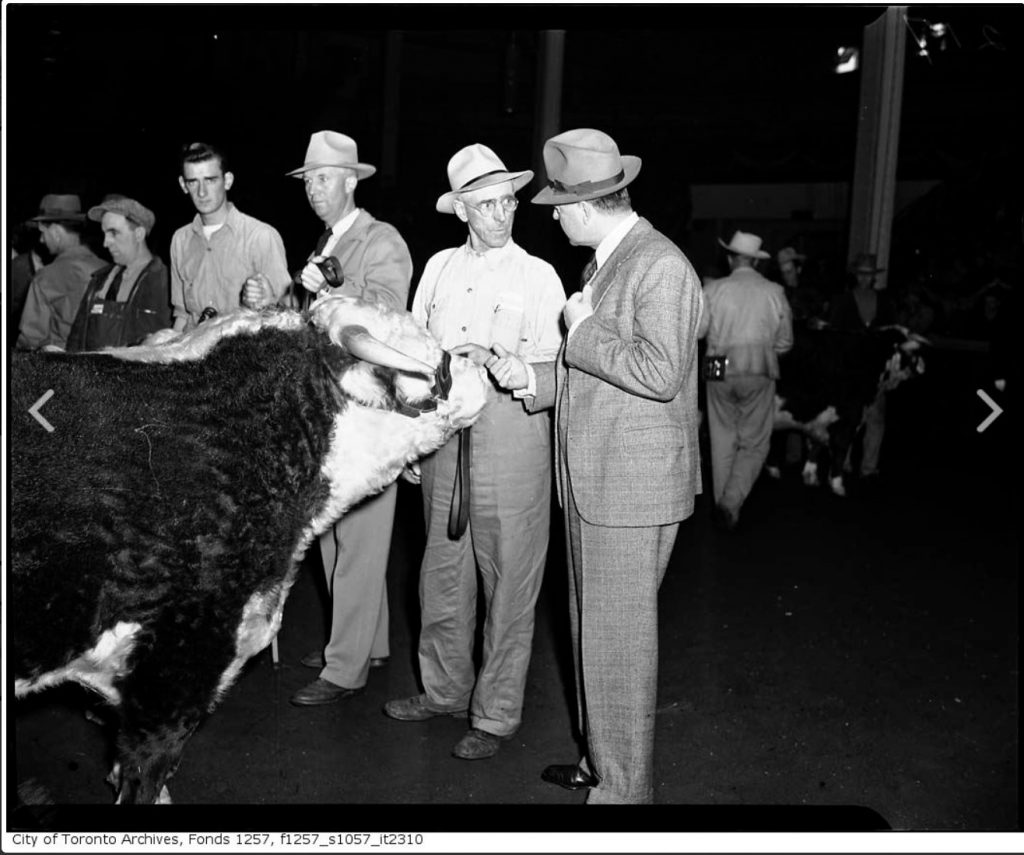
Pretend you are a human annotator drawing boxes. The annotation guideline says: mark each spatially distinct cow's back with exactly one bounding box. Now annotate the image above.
[10,328,347,679]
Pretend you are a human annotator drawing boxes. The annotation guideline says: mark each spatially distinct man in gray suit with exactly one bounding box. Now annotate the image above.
[487,128,706,803]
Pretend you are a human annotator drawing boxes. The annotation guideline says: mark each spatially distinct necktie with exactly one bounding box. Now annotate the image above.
[105,266,126,301]
[313,227,332,256]
[581,254,598,289]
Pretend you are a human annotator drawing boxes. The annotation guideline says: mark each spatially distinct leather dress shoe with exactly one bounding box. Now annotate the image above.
[383,694,467,722]
[290,677,362,706]
[451,728,510,761]
[541,764,598,790]
[301,651,389,670]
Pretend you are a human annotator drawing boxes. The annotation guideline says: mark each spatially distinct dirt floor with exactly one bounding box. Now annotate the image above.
[8,347,1018,835]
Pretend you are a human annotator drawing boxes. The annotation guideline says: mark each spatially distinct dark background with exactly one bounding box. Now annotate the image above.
[4,3,1021,295]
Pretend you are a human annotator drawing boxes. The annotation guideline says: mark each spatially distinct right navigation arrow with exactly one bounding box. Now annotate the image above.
[976,389,1003,433]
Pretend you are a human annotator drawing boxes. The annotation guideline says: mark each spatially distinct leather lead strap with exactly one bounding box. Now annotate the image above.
[447,427,471,539]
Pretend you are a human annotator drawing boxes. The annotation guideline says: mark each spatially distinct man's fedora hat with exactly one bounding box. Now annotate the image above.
[286,131,377,179]
[436,144,533,214]
[88,194,156,236]
[849,251,885,274]
[30,194,87,223]
[719,231,770,260]
[531,128,641,205]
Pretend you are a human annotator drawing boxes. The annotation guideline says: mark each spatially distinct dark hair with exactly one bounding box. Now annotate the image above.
[181,141,229,175]
[589,187,632,213]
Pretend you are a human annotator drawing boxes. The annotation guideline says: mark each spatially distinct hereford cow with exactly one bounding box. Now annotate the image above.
[772,323,926,496]
[10,296,488,805]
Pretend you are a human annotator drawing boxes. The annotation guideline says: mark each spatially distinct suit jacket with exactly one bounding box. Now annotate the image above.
[530,218,705,527]
[321,210,413,311]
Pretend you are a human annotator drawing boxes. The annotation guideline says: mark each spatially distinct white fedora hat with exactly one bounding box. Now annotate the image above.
[719,230,770,260]
[286,130,376,179]
[436,144,533,214]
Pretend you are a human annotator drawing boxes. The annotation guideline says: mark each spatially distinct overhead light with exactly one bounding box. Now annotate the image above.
[834,46,859,74]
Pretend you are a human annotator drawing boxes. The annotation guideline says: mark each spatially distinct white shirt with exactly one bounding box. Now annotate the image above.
[412,238,564,362]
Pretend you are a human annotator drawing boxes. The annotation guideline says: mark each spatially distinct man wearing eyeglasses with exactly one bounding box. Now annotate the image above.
[383,144,565,762]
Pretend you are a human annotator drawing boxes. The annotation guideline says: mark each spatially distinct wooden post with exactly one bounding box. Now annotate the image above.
[847,6,907,290]
[533,30,565,192]
[380,30,403,195]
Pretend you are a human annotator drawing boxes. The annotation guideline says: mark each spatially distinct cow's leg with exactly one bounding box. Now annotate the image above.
[801,439,822,487]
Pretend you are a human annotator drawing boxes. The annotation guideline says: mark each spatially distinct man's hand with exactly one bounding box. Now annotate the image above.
[449,343,492,367]
[242,272,274,309]
[299,256,328,293]
[400,461,422,485]
[564,283,594,328]
[486,343,529,390]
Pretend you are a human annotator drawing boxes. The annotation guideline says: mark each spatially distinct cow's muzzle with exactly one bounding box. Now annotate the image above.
[339,325,454,418]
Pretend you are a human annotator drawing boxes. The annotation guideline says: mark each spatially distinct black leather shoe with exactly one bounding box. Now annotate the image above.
[541,764,597,790]
[300,650,325,669]
[290,678,362,706]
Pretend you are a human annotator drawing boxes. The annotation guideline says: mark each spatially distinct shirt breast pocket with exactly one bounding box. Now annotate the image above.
[492,290,526,352]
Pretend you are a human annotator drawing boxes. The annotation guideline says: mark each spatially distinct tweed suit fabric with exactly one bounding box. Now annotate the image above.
[564,483,678,804]
[529,217,704,803]
[416,387,552,735]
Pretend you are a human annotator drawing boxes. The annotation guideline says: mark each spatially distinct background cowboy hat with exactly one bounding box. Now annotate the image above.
[719,230,770,260]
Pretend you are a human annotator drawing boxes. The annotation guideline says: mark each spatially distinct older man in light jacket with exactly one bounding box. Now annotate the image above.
[703,231,793,530]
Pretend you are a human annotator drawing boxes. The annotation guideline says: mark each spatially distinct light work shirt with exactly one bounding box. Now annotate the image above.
[169,203,290,330]
[411,238,565,361]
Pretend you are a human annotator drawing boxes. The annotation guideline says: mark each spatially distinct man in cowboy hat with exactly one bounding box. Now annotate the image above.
[383,144,564,761]
[703,230,793,529]
[66,194,172,351]
[486,128,705,802]
[17,194,106,351]
[170,141,290,331]
[287,130,414,707]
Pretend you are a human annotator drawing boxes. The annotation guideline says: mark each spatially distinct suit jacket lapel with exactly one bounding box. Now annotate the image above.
[588,219,650,309]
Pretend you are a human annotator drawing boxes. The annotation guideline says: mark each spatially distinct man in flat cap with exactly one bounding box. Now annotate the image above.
[65,194,172,351]
[703,231,793,529]
[383,144,565,761]
[17,194,106,351]
[287,130,414,707]
[487,128,706,803]
[170,141,290,331]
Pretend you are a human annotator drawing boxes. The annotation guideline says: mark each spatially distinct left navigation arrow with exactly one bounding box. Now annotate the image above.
[28,389,56,432]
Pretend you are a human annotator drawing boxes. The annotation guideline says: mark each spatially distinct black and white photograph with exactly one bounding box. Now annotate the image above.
[3,2,1019,850]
